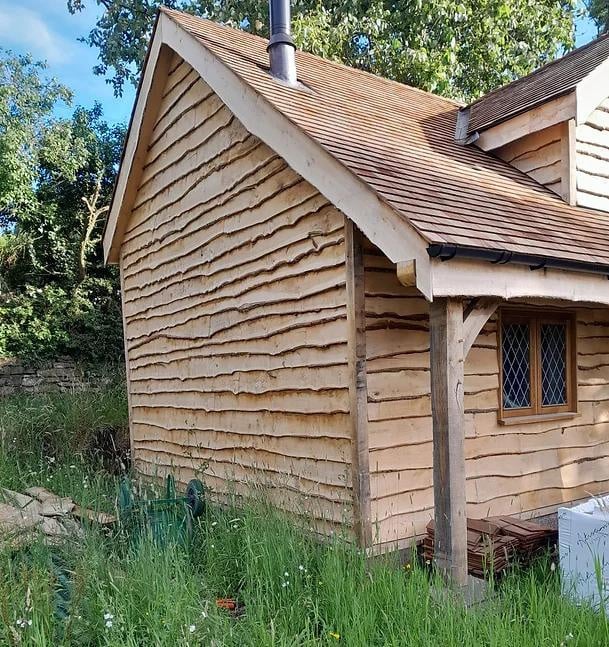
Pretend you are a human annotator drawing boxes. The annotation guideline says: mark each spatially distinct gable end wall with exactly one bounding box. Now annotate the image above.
[119,55,353,533]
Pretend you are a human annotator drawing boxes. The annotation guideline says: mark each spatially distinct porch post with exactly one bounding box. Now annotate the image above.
[429,297,467,586]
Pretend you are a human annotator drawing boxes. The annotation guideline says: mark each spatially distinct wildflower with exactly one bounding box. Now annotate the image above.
[201,610,208,619]
[299,565,304,571]
[281,581,290,588]
[329,631,341,640]
[15,619,32,629]
[284,571,289,577]
[550,561,556,572]
[189,625,196,633]
[404,563,411,571]
[104,613,114,621]
[211,521,218,527]
[425,559,431,565]
[105,620,113,629]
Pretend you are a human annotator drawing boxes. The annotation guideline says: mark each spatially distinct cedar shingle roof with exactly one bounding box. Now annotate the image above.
[467,32,609,134]
[164,9,609,268]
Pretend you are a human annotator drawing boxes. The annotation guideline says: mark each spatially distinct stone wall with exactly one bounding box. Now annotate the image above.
[0,358,87,396]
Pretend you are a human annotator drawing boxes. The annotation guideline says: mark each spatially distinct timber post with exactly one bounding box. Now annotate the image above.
[345,218,373,548]
[430,297,468,586]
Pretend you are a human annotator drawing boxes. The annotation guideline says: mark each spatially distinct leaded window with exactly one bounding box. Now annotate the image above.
[500,311,575,419]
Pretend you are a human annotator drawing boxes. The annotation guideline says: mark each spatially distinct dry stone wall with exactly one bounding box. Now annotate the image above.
[0,358,86,396]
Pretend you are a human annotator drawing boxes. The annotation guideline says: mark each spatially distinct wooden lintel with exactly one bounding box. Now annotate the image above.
[463,297,500,357]
[345,218,372,547]
[430,297,467,586]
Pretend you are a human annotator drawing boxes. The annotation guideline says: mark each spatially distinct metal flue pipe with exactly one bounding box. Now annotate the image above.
[267,0,297,84]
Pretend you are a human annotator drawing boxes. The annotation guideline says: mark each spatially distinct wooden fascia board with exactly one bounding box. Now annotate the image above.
[104,12,432,297]
[103,22,170,263]
[475,92,577,152]
[430,258,609,306]
[576,57,609,125]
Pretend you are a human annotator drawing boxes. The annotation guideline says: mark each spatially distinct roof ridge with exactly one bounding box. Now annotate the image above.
[161,6,463,108]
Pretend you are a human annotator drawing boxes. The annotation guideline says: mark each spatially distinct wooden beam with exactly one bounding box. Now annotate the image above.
[463,297,500,357]
[431,258,609,307]
[430,297,467,586]
[345,217,372,548]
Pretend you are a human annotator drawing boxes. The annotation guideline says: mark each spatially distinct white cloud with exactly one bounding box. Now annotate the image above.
[0,4,76,64]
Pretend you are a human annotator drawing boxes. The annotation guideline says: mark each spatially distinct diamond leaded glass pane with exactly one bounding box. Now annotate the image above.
[541,323,567,406]
[502,322,531,409]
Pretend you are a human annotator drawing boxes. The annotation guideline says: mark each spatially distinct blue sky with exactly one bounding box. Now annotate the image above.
[0,1,600,127]
[0,0,135,124]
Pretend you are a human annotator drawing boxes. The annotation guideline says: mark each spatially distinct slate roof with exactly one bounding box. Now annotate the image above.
[162,9,609,268]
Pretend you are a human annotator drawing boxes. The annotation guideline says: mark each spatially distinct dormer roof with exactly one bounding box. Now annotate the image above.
[466,32,609,135]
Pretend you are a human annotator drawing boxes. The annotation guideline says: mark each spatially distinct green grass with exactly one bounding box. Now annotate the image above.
[1,386,608,646]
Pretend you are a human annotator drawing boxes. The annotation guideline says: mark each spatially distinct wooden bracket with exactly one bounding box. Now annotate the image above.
[463,297,500,357]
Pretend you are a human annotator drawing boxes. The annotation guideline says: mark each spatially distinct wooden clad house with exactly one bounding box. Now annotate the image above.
[104,7,609,583]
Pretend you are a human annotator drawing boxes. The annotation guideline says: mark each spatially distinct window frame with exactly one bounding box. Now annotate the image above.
[498,308,577,421]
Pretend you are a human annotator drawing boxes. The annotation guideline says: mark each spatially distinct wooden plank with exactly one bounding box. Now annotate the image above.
[429,297,467,586]
[345,218,372,547]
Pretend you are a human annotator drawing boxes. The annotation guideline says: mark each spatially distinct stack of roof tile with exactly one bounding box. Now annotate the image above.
[423,516,556,578]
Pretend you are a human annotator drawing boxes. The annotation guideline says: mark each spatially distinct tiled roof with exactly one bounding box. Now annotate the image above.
[467,32,609,134]
[164,9,609,268]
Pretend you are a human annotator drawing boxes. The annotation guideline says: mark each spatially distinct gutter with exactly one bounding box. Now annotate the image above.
[428,243,609,279]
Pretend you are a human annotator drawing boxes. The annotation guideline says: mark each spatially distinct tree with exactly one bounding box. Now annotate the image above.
[0,50,71,226]
[587,0,609,32]
[68,0,576,101]
[0,51,125,363]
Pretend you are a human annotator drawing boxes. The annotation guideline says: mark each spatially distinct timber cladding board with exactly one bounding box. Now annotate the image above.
[496,125,563,196]
[363,240,609,546]
[121,57,354,530]
[576,98,609,212]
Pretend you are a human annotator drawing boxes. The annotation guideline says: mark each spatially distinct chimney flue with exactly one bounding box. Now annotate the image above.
[267,0,297,85]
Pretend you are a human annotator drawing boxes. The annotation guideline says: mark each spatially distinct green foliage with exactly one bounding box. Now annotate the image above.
[68,0,576,101]
[0,51,71,225]
[587,0,609,32]
[0,278,124,363]
[0,50,126,364]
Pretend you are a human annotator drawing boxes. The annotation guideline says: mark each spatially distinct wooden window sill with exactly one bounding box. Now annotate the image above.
[498,411,580,426]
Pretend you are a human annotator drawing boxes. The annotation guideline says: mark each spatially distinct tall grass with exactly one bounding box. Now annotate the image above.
[1,386,608,646]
